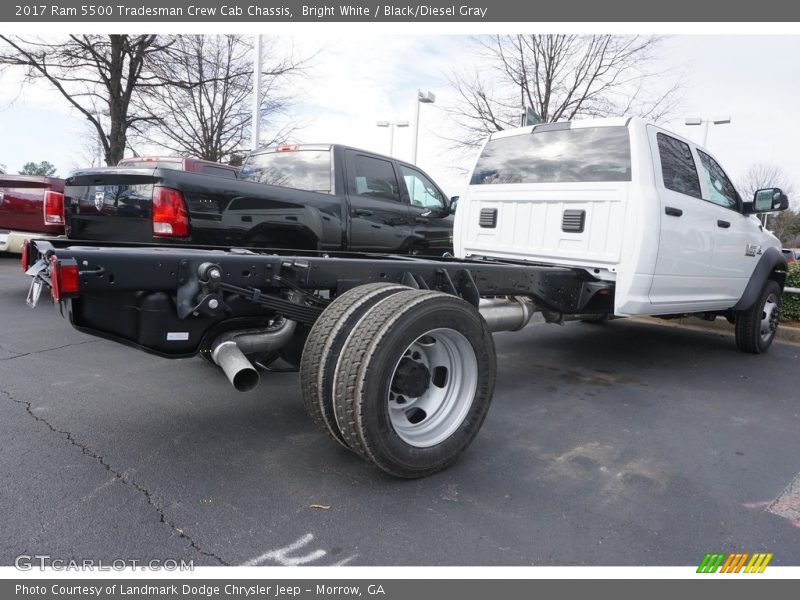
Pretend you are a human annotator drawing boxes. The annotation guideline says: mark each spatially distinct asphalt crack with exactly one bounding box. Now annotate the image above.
[1,388,228,565]
[0,339,102,361]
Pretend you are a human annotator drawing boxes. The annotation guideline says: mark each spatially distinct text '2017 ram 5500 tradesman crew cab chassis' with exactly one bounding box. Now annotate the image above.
[23,118,790,478]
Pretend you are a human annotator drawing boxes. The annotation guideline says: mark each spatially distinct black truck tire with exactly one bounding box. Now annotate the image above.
[299,283,410,449]
[735,279,781,354]
[331,289,496,478]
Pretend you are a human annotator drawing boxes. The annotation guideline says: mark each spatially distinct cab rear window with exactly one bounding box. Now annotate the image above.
[239,150,332,193]
[470,126,632,185]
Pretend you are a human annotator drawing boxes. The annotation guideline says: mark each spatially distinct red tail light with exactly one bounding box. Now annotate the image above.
[152,186,189,237]
[276,145,299,152]
[43,191,65,226]
[49,255,80,303]
[21,240,30,272]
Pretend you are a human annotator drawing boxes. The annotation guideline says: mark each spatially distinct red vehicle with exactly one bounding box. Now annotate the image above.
[0,175,66,254]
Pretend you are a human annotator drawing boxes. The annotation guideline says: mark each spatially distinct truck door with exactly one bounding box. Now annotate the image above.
[694,148,760,303]
[344,150,412,253]
[648,128,725,311]
[398,163,453,255]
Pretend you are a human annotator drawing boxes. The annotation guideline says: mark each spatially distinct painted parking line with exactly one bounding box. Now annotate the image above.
[767,472,800,528]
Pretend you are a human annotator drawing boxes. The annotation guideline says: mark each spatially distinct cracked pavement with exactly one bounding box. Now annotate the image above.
[1,256,799,566]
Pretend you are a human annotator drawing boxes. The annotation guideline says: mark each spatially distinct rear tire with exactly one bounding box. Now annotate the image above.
[299,283,410,449]
[735,280,781,354]
[332,289,496,478]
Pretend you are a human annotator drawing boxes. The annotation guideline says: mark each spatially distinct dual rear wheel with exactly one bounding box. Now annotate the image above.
[299,284,496,478]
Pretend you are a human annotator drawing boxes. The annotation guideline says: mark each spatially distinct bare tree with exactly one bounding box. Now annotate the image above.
[736,163,796,201]
[0,34,169,165]
[132,35,306,163]
[737,163,800,245]
[447,35,683,148]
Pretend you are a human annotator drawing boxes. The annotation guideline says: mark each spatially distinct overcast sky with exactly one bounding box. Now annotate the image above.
[1,34,798,199]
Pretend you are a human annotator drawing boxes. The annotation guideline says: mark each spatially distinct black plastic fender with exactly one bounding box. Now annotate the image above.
[732,246,788,311]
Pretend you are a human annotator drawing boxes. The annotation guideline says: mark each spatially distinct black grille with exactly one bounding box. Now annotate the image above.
[562,209,586,233]
[479,208,497,228]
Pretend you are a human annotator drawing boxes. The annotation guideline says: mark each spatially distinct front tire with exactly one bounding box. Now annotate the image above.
[332,289,496,478]
[735,280,781,354]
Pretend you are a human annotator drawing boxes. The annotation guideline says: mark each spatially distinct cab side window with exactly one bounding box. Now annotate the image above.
[696,150,740,210]
[657,133,702,199]
[400,165,445,210]
[352,155,401,202]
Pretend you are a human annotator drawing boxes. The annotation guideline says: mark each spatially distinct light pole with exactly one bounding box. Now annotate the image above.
[411,90,435,164]
[251,34,263,151]
[685,116,731,146]
[376,120,409,156]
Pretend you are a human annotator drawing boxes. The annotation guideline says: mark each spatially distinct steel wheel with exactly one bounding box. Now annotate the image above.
[735,279,781,354]
[387,328,478,448]
[760,292,780,344]
[332,289,496,478]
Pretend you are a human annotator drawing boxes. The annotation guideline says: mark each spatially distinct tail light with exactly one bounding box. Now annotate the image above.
[152,186,189,237]
[43,191,65,226]
[49,255,80,303]
[276,145,299,152]
[21,239,30,272]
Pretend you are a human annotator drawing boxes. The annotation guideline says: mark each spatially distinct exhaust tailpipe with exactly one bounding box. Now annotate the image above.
[211,341,260,392]
[479,297,535,332]
[210,319,297,392]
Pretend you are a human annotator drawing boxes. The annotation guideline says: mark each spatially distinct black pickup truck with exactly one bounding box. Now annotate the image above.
[64,144,454,255]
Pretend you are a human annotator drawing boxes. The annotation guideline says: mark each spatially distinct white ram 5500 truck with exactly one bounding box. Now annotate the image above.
[454,117,790,353]
[22,117,792,477]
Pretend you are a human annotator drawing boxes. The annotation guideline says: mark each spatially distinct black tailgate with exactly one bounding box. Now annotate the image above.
[65,169,157,242]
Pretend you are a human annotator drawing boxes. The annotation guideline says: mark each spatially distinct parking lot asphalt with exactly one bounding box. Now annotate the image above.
[1,255,799,566]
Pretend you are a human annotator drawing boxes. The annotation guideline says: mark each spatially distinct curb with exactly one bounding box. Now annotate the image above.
[631,316,800,345]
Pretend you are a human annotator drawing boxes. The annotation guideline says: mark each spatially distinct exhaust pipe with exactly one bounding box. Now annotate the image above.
[212,341,260,392]
[479,297,535,332]
[211,319,297,392]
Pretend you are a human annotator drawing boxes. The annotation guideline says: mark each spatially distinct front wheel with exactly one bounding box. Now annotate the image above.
[735,280,781,354]
[332,289,496,478]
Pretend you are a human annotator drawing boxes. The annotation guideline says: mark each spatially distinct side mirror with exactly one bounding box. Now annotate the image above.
[449,196,459,214]
[750,188,789,213]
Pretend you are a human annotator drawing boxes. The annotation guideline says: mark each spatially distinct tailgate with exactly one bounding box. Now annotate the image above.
[0,177,59,234]
[65,170,157,242]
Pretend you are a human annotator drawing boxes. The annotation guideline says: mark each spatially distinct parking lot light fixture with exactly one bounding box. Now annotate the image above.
[377,120,409,157]
[685,116,731,146]
[412,90,436,164]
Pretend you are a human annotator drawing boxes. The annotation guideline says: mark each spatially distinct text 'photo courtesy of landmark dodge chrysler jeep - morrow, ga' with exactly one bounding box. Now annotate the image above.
[23,118,790,478]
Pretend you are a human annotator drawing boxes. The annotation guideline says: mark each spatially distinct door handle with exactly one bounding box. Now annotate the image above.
[717,220,731,228]
[665,206,683,217]
[354,209,372,217]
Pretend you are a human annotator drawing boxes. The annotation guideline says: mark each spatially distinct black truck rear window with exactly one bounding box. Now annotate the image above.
[470,126,632,185]
[240,150,332,193]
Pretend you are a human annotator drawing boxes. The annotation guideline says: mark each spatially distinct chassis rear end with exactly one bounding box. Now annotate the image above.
[23,239,613,477]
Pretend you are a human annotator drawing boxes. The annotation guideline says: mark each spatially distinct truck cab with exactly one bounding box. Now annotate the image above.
[455,117,788,320]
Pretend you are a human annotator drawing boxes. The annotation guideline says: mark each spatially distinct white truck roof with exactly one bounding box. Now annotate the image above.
[488,117,635,141]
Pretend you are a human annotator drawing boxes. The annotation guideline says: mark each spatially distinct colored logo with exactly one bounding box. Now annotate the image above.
[697,552,773,573]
